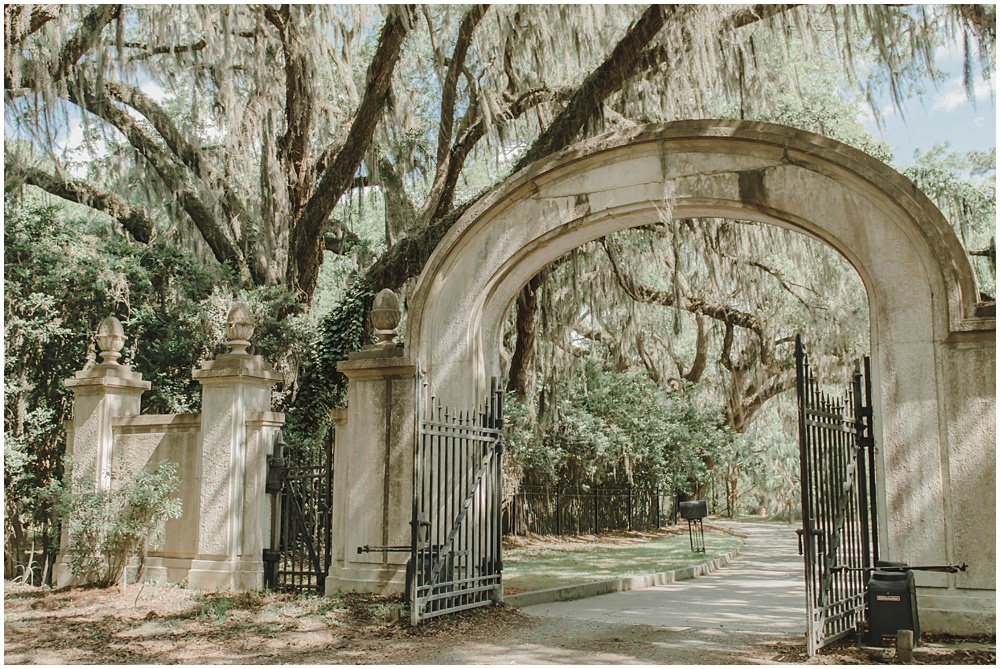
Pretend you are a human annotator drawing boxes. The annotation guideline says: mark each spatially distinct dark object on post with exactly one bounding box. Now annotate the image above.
[679,500,708,520]
[679,501,707,553]
[867,561,920,648]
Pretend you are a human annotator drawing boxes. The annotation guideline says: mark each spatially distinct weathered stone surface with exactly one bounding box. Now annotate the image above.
[404,120,995,631]
[326,347,415,594]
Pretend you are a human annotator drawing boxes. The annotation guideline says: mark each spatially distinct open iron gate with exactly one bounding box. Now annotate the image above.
[795,336,880,655]
[409,365,504,625]
[263,427,334,593]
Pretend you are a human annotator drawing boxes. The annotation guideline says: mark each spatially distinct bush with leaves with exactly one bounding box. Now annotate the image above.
[504,361,731,496]
[53,461,183,587]
[3,199,310,581]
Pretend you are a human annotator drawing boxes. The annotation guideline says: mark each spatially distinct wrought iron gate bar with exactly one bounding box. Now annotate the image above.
[410,366,504,625]
[796,336,879,656]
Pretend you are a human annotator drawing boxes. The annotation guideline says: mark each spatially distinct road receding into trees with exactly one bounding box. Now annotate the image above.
[410,521,811,664]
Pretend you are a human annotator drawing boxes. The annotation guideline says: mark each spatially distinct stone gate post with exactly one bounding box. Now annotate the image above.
[187,304,283,590]
[57,316,151,586]
[327,290,415,594]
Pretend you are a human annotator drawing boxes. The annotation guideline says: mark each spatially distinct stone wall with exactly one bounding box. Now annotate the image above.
[56,307,284,591]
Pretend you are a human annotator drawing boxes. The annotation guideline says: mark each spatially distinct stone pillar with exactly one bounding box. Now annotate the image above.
[188,303,283,590]
[327,290,415,594]
[57,316,151,587]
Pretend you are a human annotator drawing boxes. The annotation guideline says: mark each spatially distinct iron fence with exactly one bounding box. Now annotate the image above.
[506,486,676,536]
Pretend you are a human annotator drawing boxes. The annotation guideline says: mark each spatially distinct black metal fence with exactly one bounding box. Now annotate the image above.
[263,427,334,594]
[506,486,676,536]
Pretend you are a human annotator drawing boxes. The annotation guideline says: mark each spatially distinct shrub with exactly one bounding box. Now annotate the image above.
[54,461,183,587]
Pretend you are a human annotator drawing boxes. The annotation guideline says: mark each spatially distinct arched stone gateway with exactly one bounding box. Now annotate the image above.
[332,120,995,633]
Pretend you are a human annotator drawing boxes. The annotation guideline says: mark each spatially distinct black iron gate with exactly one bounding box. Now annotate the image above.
[263,427,334,594]
[410,366,504,624]
[795,336,880,655]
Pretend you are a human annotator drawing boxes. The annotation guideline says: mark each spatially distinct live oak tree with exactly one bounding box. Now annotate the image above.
[6,4,992,305]
[5,4,995,498]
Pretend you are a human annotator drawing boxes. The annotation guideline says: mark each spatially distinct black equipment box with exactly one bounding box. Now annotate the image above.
[679,500,708,520]
[866,563,919,647]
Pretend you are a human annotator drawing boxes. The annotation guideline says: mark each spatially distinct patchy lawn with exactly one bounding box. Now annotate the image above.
[503,523,740,592]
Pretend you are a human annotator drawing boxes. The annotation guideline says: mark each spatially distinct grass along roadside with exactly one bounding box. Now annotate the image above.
[502,524,741,593]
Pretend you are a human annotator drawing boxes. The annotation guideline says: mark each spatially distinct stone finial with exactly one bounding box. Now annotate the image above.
[225,302,255,355]
[370,289,401,347]
[96,316,126,364]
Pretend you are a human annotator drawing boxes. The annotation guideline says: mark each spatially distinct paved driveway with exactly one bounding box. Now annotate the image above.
[411,521,811,664]
[521,521,806,633]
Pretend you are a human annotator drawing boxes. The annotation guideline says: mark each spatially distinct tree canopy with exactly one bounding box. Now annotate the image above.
[4,4,996,571]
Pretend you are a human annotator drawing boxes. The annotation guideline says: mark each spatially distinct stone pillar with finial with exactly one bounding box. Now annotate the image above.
[58,316,151,586]
[188,303,284,591]
[327,289,416,594]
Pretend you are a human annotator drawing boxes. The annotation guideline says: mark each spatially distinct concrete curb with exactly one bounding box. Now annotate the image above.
[504,539,746,608]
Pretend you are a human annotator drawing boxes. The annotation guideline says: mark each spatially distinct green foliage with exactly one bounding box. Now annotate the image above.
[710,394,801,520]
[504,361,731,493]
[285,281,374,450]
[3,198,306,578]
[904,144,997,299]
[196,591,266,619]
[53,462,183,587]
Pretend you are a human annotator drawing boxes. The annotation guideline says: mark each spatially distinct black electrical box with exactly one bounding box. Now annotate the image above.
[679,500,708,520]
[866,564,919,648]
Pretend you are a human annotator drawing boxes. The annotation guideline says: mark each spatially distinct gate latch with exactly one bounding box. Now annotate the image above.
[357,545,410,554]
[796,527,823,555]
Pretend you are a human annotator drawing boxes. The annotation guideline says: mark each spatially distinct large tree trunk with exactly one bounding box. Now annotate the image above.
[507,274,542,401]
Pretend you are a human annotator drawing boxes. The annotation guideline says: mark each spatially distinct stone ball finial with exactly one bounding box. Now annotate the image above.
[370,289,401,346]
[96,316,126,364]
[225,302,255,355]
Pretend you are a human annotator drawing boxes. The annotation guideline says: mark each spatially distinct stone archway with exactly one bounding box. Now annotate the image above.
[404,120,995,632]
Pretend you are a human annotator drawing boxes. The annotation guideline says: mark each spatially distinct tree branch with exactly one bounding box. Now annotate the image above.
[636,333,662,383]
[63,78,250,278]
[684,314,708,383]
[636,4,799,77]
[515,4,676,171]
[267,5,317,216]
[324,219,364,255]
[601,235,789,376]
[51,4,121,82]
[8,161,153,243]
[725,372,794,432]
[121,38,208,58]
[294,5,415,299]
[425,86,565,222]
[436,4,489,166]
[103,81,205,179]
[5,5,61,47]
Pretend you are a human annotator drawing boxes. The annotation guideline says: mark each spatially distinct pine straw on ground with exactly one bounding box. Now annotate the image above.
[3,581,530,665]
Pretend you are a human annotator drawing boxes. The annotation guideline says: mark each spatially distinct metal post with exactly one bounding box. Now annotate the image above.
[555,488,561,536]
[627,485,633,531]
[655,486,660,529]
[594,485,601,534]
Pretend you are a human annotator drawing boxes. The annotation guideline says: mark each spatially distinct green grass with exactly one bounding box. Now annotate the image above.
[503,531,739,592]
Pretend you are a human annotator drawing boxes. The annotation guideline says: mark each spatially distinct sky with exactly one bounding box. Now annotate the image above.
[863,41,997,166]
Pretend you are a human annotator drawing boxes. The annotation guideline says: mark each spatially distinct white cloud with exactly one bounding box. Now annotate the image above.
[930,76,996,113]
[934,41,964,63]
